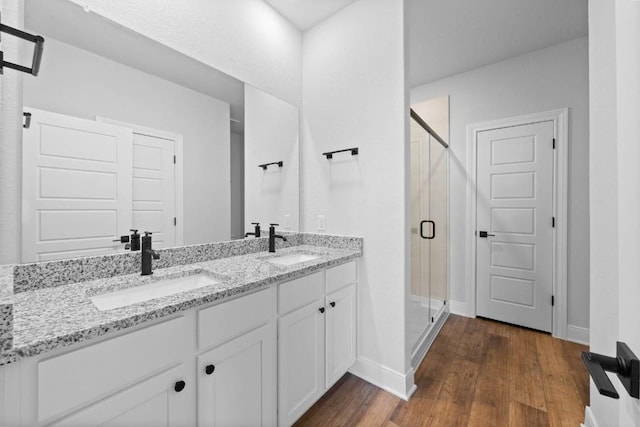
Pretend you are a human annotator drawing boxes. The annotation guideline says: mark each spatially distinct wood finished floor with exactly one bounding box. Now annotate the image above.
[295,315,589,427]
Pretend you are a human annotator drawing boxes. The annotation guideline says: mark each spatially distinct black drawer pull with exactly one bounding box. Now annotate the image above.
[174,380,186,392]
[205,364,215,375]
[319,307,325,314]
[330,301,336,308]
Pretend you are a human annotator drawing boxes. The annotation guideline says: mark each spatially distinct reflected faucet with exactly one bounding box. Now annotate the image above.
[269,223,287,253]
[245,222,261,238]
[141,231,160,275]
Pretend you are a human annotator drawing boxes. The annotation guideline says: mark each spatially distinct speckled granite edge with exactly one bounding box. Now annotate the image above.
[0,304,12,354]
[12,233,303,293]
[300,233,363,251]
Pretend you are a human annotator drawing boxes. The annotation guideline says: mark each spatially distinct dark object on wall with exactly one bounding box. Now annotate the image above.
[0,13,45,76]
[322,147,359,159]
[582,341,639,399]
[259,161,283,170]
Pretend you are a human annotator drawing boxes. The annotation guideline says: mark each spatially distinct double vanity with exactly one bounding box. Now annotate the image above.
[0,233,362,426]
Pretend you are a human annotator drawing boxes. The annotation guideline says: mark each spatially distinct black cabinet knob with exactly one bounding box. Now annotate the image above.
[205,364,215,375]
[330,301,336,308]
[318,307,325,313]
[174,380,186,392]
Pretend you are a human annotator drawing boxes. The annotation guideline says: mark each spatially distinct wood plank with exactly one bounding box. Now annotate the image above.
[467,334,510,427]
[509,400,550,427]
[509,327,548,411]
[535,333,586,427]
[351,388,400,427]
[561,339,590,407]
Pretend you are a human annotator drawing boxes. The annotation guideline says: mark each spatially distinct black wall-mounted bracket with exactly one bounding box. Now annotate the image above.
[322,147,359,159]
[581,341,639,399]
[0,13,45,76]
[258,161,283,170]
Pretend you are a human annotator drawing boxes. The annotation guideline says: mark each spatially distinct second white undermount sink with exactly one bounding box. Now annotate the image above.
[90,274,219,311]
[267,253,321,266]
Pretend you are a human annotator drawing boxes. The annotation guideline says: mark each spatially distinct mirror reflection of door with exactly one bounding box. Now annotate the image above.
[22,109,180,262]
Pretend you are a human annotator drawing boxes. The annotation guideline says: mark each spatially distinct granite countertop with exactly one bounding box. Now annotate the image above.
[0,244,360,366]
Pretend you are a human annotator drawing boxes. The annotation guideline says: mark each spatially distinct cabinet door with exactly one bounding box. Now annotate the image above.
[278,300,325,427]
[197,324,276,427]
[50,364,191,426]
[325,284,357,388]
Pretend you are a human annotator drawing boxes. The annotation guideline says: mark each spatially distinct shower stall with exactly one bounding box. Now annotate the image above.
[409,107,450,367]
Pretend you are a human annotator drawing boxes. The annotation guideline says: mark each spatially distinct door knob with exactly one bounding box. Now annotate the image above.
[581,341,639,399]
[478,231,495,238]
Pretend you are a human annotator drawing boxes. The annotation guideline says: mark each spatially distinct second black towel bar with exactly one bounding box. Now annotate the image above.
[323,147,359,159]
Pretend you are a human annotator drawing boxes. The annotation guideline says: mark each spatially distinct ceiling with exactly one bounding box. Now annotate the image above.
[408,0,588,87]
[25,0,245,134]
[263,0,359,31]
[265,0,588,88]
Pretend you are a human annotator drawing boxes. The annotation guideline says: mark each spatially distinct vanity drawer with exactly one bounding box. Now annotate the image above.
[38,316,186,423]
[278,271,324,315]
[326,260,357,294]
[198,287,274,350]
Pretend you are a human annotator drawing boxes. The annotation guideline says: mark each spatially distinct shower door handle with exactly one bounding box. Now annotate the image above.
[420,220,435,240]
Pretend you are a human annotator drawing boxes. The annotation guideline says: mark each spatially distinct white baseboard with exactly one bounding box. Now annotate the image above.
[349,356,416,400]
[449,300,472,317]
[567,325,590,345]
[582,406,598,427]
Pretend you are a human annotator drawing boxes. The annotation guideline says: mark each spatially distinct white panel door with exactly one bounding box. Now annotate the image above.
[476,121,554,332]
[22,108,133,262]
[132,133,176,248]
[197,324,276,427]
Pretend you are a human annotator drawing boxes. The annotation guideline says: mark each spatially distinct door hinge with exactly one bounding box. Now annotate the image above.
[174,217,177,226]
[552,295,555,306]
[173,155,176,164]
[553,138,556,149]
[552,217,555,228]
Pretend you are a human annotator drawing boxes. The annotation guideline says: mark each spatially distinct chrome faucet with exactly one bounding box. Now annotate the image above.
[245,222,261,238]
[268,223,287,253]
[141,231,160,275]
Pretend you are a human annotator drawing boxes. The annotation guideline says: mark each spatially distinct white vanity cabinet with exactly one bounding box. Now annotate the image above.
[0,259,358,427]
[196,288,277,427]
[278,261,358,427]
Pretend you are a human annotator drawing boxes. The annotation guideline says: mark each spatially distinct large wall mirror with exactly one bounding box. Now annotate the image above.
[17,0,300,262]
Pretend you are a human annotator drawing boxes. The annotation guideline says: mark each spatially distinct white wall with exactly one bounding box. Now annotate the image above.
[67,0,302,108]
[0,0,24,264]
[587,1,640,425]
[24,38,231,245]
[302,0,412,397]
[244,85,299,233]
[230,132,245,240]
[411,37,590,334]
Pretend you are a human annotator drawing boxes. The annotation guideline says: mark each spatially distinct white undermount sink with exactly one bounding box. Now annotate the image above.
[90,274,219,311]
[267,253,321,266]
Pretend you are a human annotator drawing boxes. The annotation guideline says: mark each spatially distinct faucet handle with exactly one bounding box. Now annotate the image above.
[251,222,260,226]
[144,231,153,236]
[270,223,279,227]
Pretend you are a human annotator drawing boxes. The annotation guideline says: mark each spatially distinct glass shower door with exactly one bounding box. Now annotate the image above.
[409,118,431,351]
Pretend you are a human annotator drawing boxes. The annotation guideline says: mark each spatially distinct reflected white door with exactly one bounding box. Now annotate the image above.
[22,108,133,262]
[476,121,554,332]
[132,133,176,248]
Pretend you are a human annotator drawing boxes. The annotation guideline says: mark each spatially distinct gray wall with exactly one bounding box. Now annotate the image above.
[23,37,231,245]
[411,37,590,333]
